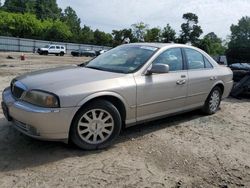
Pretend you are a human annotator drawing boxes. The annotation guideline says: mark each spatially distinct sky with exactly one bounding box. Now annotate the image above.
[57,0,250,40]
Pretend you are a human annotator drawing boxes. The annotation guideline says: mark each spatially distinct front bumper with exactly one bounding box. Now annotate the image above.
[2,87,79,141]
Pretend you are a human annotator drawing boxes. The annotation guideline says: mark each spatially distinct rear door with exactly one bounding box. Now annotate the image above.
[56,46,60,53]
[135,48,188,121]
[48,45,56,53]
[184,48,217,107]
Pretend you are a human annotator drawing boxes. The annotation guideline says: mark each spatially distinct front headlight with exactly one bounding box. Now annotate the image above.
[21,90,60,108]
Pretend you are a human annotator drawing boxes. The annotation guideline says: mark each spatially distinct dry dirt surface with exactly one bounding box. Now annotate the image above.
[0,52,250,188]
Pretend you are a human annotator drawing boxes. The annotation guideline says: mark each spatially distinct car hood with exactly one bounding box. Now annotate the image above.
[15,65,126,93]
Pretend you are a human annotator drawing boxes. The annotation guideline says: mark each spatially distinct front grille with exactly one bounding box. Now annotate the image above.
[11,80,25,99]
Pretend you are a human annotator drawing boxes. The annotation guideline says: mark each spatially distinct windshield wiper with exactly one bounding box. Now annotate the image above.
[85,66,127,74]
[78,61,90,67]
[85,66,105,71]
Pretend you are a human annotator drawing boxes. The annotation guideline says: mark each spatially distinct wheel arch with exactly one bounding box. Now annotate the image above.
[207,81,225,99]
[212,81,224,94]
[70,92,127,134]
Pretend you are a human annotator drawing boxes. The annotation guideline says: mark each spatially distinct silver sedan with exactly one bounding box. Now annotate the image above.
[1,43,233,150]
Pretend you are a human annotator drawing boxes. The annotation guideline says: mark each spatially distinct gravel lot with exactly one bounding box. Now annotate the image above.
[0,52,250,188]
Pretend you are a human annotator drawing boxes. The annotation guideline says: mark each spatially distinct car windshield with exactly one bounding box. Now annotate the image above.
[85,45,158,73]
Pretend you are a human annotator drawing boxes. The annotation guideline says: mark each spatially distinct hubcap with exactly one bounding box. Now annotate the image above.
[77,109,114,144]
[209,90,220,112]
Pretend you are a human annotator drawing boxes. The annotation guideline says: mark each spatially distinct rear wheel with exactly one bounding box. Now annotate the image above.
[70,100,122,150]
[202,86,222,115]
[60,52,64,56]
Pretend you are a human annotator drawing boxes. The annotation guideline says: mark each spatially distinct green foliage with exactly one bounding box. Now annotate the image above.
[61,6,81,41]
[42,19,72,41]
[131,22,148,42]
[179,12,203,44]
[35,0,61,20]
[144,27,161,42]
[0,10,72,41]
[227,16,250,63]
[3,0,61,20]
[79,25,95,44]
[0,1,243,56]
[0,11,41,37]
[228,16,250,49]
[112,28,136,46]
[162,24,176,43]
[3,0,30,13]
[93,29,113,46]
[197,32,226,56]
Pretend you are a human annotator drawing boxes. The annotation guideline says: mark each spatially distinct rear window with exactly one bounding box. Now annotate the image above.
[61,46,64,49]
[184,48,213,70]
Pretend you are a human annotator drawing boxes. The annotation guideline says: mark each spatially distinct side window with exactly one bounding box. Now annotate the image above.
[153,48,183,71]
[185,48,205,69]
[61,46,64,49]
[56,46,60,49]
[204,57,213,68]
[49,45,55,49]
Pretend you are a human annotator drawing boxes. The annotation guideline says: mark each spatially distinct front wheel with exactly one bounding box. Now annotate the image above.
[70,100,122,150]
[202,86,222,115]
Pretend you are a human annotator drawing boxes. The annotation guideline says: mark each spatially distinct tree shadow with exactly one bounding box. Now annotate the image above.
[0,110,203,172]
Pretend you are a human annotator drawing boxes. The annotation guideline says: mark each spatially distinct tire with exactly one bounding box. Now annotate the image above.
[202,86,222,115]
[55,54,59,56]
[60,52,64,56]
[44,51,48,55]
[70,100,122,150]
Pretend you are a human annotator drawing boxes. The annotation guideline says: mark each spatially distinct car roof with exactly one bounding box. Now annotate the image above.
[125,42,192,49]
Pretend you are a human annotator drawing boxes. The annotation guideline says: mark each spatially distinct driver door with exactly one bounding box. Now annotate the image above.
[135,48,188,122]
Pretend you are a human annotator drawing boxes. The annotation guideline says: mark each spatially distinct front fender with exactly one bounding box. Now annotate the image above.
[77,91,128,110]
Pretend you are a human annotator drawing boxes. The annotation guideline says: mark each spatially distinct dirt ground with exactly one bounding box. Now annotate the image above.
[0,52,250,188]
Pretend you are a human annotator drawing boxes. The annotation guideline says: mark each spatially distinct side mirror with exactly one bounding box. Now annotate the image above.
[146,64,169,75]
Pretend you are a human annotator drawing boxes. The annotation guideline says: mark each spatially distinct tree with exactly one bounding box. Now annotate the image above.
[35,0,61,20]
[112,28,136,46]
[227,16,250,63]
[0,11,42,38]
[3,0,29,13]
[3,0,61,20]
[93,29,112,46]
[179,13,203,44]
[144,27,161,42]
[162,24,176,43]
[42,19,72,41]
[228,16,250,49]
[61,6,81,41]
[197,32,226,56]
[79,25,94,44]
[131,22,148,42]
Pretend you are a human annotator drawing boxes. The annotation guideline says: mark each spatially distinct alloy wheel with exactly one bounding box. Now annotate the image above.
[77,109,114,144]
[209,90,220,112]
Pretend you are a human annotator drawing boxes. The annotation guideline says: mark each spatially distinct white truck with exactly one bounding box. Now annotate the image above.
[37,44,66,56]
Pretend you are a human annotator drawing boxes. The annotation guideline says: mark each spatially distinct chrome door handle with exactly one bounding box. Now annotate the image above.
[176,80,186,85]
